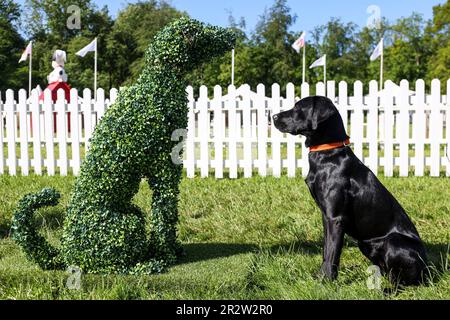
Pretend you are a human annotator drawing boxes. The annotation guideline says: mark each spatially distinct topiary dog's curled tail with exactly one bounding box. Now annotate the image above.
[11,188,65,270]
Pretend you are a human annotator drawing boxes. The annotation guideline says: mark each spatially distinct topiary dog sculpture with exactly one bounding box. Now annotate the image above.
[12,18,236,274]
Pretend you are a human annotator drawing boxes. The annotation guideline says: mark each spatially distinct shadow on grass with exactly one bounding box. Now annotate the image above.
[424,242,449,283]
[0,209,65,240]
[178,240,323,265]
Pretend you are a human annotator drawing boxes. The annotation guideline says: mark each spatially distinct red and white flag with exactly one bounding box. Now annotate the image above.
[292,32,306,53]
[19,41,32,63]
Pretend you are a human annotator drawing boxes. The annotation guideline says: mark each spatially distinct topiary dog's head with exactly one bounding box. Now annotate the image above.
[146,17,236,74]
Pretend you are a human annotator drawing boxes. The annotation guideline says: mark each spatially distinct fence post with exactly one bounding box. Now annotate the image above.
[186,86,195,178]
[399,80,410,177]
[199,86,209,178]
[242,84,253,178]
[430,79,442,177]
[286,83,296,177]
[271,83,281,178]
[6,90,17,175]
[257,84,267,177]
[414,80,426,177]
[43,89,55,176]
[367,81,379,175]
[213,85,224,179]
[18,89,29,176]
[301,82,310,177]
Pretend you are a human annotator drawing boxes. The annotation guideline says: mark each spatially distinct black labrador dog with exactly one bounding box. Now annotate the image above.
[273,96,428,286]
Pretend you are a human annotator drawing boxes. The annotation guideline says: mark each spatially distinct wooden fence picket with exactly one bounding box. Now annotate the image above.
[300,82,310,177]
[0,92,5,174]
[213,85,224,179]
[414,80,426,177]
[398,80,410,177]
[352,81,364,161]
[383,82,394,177]
[5,90,16,175]
[198,86,209,178]
[18,89,29,176]
[43,89,55,176]
[31,89,42,175]
[367,81,379,175]
[186,86,195,178]
[446,80,450,177]
[286,83,296,177]
[83,89,93,151]
[227,85,238,179]
[271,83,281,178]
[70,89,81,176]
[242,84,253,178]
[430,79,442,177]
[56,89,68,176]
[257,84,267,177]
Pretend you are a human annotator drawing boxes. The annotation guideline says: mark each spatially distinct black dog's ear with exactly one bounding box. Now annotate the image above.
[311,96,338,130]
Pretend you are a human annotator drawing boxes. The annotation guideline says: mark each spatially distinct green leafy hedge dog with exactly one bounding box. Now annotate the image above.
[12,18,236,274]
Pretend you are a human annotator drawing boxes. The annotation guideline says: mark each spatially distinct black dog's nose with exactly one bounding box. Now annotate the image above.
[273,115,279,121]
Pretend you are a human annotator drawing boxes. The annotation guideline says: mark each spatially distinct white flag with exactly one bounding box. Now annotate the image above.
[310,55,326,69]
[292,32,306,53]
[76,38,97,57]
[370,38,383,61]
[19,41,32,63]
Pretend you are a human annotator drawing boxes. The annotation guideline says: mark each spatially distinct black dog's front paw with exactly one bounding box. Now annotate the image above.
[319,263,338,281]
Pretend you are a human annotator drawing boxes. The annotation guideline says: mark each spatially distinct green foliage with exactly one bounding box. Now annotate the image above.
[0,0,27,91]
[11,188,64,270]
[426,1,450,84]
[12,18,236,274]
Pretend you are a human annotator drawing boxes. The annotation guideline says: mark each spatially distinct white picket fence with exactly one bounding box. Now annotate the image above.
[1,79,449,178]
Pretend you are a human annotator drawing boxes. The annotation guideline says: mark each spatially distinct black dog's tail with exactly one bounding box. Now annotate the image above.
[11,188,65,270]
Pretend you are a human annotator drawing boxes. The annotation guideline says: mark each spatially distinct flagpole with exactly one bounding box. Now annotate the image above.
[324,54,327,96]
[302,44,306,84]
[29,41,32,96]
[94,38,97,100]
[380,38,384,92]
[231,48,235,86]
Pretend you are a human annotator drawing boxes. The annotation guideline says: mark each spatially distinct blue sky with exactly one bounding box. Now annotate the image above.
[17,0,446,34]
[97,0,445,32]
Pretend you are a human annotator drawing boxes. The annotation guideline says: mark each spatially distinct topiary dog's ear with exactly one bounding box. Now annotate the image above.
[311,96,339,130]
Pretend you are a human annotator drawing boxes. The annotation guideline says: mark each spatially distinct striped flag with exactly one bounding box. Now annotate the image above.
[19,41,32,63]
[292,32,306,53]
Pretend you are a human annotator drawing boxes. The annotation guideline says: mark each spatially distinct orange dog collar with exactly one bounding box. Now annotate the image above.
[310,139,351,153]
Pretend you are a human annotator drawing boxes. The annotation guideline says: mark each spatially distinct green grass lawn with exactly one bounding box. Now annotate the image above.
[0,174,449,300]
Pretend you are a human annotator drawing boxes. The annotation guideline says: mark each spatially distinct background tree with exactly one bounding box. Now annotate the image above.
[426,0,450,85]
[4,0,448,92]
[0,0,26,92]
